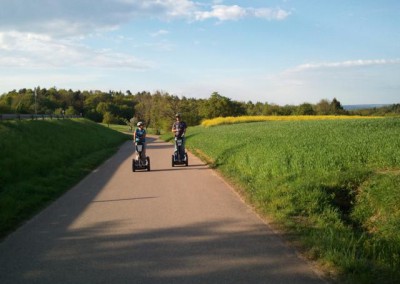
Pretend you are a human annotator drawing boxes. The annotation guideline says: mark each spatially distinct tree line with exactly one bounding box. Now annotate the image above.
[0,87,399,132]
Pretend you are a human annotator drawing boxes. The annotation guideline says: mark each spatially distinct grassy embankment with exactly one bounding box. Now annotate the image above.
[0,119,130,239]
[100,123,161,135]
[176,116,400,284]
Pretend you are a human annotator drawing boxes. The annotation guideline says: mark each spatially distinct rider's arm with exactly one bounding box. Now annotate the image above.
[182,123,187,136]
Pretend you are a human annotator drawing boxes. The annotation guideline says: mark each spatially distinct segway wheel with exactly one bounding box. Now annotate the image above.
[147,157,151,171]
[132,159,136,172]
[185,153,189,166]
[171,155,175,167]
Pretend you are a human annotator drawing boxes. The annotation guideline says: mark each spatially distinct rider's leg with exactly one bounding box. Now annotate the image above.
[135,145,140,160]
[174,138,178,153]
[142,144,146,160]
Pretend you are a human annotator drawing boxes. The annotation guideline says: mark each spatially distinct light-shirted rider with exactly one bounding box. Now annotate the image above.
[133,121,146,160]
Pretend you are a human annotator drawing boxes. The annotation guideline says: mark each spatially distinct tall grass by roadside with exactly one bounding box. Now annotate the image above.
[183,118,400,283]
[0,119,130,239]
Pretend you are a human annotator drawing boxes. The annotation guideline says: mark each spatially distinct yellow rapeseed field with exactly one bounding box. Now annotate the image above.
[201,115,382,127]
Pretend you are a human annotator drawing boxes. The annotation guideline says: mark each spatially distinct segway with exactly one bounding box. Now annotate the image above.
[132,141,150,172]
[172,136,188,167]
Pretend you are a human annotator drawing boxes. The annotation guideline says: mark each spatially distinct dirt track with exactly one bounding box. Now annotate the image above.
[0,137,326,283]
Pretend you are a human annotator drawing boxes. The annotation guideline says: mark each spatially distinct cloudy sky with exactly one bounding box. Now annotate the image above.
[0,0,399,105]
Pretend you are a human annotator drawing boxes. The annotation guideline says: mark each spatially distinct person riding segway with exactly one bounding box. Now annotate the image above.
[171,113,188,166]
[132,121,150,171]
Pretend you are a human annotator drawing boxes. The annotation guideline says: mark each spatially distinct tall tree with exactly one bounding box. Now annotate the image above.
[330,98,345,114]
[200,92,241,118]
[134,91,153,126]
[315,99,331,115]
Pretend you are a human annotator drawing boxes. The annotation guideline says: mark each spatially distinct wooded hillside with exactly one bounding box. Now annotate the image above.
[1,87,399,132]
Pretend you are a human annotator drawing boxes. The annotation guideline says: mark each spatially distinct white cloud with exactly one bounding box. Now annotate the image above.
[262,59,400,105]
[0,0,194,37]
[160,0,198,18]
[0,0,131,37]
[0,1,291,37]
[272,59,400,91]
[0,31,151,69]
[287,59,400,73]
[0,1,290,70]
[195,5,290,21]
[195,5,246,21]
[150,29,170,37]
[251,8,291,21]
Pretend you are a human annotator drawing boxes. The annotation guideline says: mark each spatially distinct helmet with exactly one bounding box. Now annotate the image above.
[137,121,144,126]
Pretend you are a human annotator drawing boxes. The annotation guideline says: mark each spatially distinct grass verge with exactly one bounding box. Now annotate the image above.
[0,119,130,239]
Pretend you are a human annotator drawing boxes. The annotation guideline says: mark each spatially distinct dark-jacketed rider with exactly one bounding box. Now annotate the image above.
[171,113,187,156]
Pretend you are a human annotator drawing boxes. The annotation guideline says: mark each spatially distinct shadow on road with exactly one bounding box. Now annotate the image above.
[2,219,324,283]
[149,165,209,173]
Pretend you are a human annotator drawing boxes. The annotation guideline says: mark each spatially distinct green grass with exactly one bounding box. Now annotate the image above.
[0,119,130,239]
[100,123,133,133]
[100,123,163,135]
[176,118,400,283]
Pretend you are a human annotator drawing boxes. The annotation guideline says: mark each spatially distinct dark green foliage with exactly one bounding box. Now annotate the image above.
[4,88,397,131]
[297,103,316,115]
[199,92,246,118]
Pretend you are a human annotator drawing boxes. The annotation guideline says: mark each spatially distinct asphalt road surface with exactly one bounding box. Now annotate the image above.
[0,137,327,283]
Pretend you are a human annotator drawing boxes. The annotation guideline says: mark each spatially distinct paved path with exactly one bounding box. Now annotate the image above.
[0,137,326,283]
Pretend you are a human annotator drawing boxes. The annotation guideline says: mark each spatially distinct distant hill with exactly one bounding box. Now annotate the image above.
[343,104,390,110]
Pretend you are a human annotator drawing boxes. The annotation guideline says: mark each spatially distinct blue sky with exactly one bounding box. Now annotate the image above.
[0,0,399,105]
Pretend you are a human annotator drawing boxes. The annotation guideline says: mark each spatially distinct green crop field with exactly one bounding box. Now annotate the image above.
[182,118,400,283]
